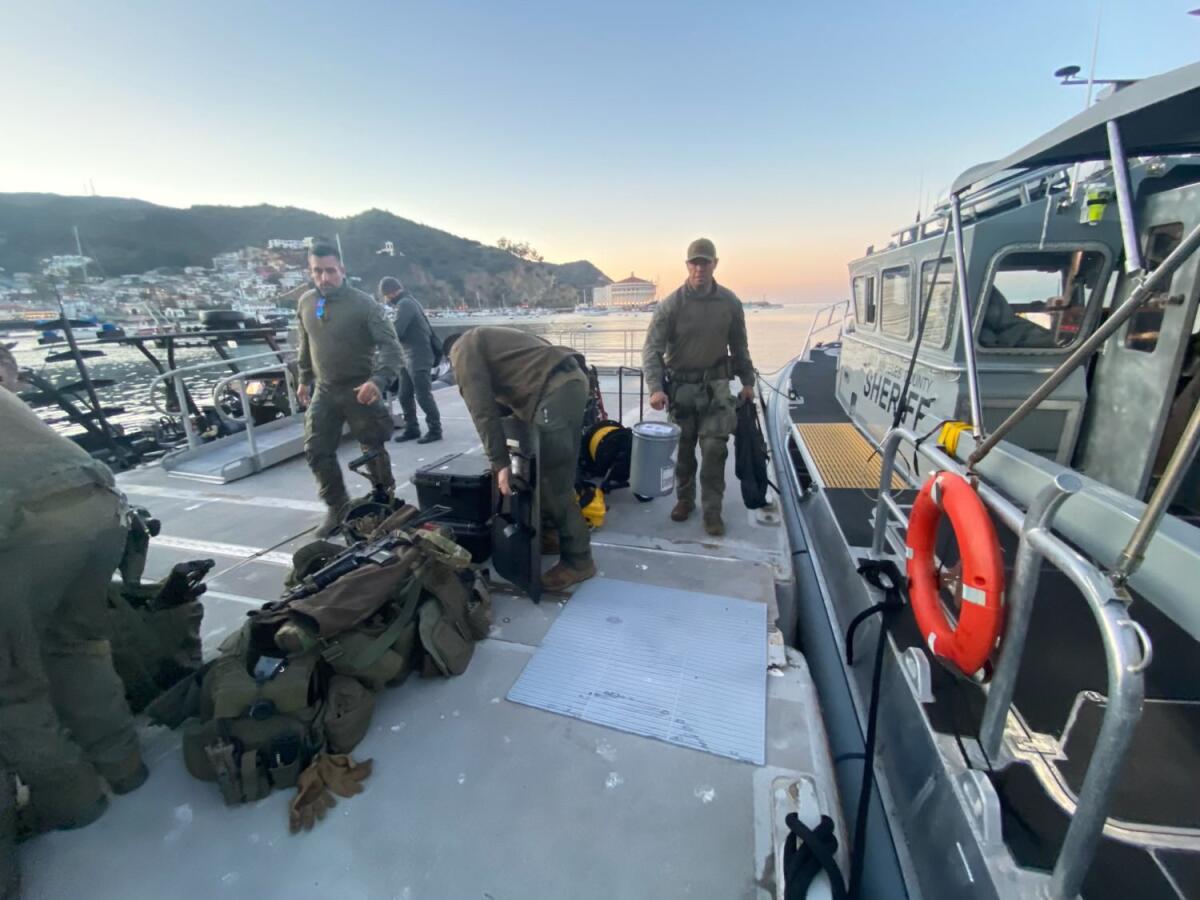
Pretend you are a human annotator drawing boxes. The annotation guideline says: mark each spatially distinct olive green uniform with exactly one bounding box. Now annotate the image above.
[450,327,592,568]
[0,389,140,833]
[642,280,755,515]
[296,284,404,506]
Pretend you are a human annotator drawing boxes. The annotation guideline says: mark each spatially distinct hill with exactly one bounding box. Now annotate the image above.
[0,194,610,308]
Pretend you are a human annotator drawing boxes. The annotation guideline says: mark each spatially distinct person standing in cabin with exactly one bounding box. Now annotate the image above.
[642,238,755,536]
[296,240,404,537]
[378,276,442,444]
[443,327,596,592]
[0,347,146,877]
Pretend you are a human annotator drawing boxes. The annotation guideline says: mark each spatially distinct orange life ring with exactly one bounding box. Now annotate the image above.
[905,471,1005,678]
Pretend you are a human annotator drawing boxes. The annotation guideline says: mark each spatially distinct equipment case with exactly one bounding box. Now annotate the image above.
[413,453,496,525]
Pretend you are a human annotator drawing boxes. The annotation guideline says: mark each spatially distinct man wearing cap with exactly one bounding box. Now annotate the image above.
[296,240,404,536]
[378,276,442,444]
[0,347,146,878]
[642,238,755,536]
[443,327,595,593]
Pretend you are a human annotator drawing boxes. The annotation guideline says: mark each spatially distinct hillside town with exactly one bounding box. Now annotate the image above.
[0,243,318,328]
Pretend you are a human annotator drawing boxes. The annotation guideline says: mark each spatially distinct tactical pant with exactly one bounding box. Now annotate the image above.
[304,383,395,507]
[0,485,140,831]
[537,371,592,567]
[397,359,441,434]
[669,379,737,515]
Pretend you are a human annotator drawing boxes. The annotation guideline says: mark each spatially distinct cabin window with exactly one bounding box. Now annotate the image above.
[880,266,912,338]
[1125,223,1184,353]
[979,248,1106,350]
[853,275,876,327]
[919,258,956,348]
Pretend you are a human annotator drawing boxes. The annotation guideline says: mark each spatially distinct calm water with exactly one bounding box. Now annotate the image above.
[9,304,830,434]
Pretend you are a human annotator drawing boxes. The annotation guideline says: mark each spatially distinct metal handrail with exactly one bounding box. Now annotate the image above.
[209,361,299,426]
[798,299,851,361]
[870,426,1149,900]
[147,348,296,449]
[205,359,300,464]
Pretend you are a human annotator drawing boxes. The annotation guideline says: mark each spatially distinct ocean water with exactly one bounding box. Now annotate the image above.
[8,303,832,433]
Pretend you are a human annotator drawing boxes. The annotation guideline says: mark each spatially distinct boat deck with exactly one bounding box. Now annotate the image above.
[20,379,837,900]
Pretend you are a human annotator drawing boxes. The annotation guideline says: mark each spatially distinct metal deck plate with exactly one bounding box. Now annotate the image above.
[508,577,768,764]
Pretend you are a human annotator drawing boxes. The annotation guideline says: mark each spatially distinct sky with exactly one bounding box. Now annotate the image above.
[3,1,1198,302]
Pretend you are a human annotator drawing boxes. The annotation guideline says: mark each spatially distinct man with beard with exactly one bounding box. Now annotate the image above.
[296,240,404,536]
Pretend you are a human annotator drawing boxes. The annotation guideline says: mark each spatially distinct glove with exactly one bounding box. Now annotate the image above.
[313,753,373,798]
[288,763,336,834]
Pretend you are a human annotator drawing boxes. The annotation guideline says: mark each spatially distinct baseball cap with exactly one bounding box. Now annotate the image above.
[686,238,717,262]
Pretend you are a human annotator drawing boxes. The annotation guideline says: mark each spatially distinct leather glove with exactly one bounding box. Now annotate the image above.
[288,763,336,834]
[313,753,373,799]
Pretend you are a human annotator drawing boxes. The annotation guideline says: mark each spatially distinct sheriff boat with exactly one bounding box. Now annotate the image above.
[767,60,1200,899]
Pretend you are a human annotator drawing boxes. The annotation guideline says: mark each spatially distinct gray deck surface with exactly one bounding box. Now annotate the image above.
[20,380,840,900]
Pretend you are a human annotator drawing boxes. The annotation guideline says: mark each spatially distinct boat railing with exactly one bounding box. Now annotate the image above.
[798,299,850,361]
[869,426,1150,900]
[208,361,301,462]
[147,348,297,450]
[541,328,645,369]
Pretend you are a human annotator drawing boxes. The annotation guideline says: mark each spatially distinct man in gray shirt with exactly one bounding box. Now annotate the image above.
[379,276,442,444]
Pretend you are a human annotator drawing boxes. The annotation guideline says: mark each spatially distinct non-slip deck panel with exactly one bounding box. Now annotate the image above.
[796,422,904,490]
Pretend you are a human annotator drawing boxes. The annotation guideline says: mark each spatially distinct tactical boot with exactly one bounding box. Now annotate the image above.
[393,428,421,443]
[416,430,443,445]
[541,559,597,593]
[703,510,726,537]
[670,500,694,522]
[101,751,149,796]
[315,499,349,539]
[22,766,107,832]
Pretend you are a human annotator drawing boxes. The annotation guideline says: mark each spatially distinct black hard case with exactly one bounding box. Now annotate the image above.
[413,452,496,525]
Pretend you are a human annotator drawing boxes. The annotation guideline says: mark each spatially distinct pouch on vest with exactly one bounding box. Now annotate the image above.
[324,675,376,754]
[416,558,484,676]
[181,629,326,800]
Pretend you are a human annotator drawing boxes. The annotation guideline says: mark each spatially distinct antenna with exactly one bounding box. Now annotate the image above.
[1067,2,1105,202]
[73,226,89,281]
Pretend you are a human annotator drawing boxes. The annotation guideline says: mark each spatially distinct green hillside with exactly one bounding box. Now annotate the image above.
[0,194,610,308]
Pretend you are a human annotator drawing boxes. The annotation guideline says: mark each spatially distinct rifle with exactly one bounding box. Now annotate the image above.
[276,504,453,604]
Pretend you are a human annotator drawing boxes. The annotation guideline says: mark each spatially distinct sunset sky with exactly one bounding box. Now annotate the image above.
[3,1,1198,301]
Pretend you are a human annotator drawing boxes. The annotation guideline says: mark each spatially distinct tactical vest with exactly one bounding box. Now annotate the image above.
[179,527,491,805]
[107,559,210,713]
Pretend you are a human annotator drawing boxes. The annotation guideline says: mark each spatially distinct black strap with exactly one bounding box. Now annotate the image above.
[783,813,849,900]
[844,558,905,899]
[890,223,951,433]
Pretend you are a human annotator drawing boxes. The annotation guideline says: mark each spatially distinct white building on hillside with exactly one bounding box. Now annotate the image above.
[592,273,655,309]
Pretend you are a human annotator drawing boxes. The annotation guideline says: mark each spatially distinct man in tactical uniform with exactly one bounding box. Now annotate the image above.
[444,327,596,592]
[378,276,442,444]
[0,347,145,884]
[643,238,755,536]
[296,241,405,537]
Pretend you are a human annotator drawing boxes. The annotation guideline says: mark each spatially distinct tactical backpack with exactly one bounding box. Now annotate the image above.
[176,526,491,805]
